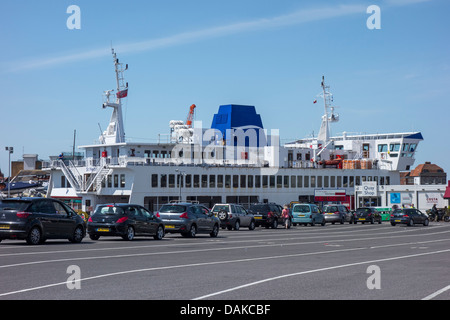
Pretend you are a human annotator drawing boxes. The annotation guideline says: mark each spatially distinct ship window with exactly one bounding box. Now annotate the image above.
[225,175,231,188]
[270,175,275,188]
[114,175,119,188]
[185,174,192,188]
[378,144,388,152]
[402,143,409,152]
[217,175,223,188]
[390,143,400,152]
[151,174,158,188]
[240,175,246,188]
[342,176,348,188]
[291,176,296,188]
[209,175,215,188]
[255,175,261,188]
[304,176,309,188]
[169,174,175,188]
[194,175,200,188]
[248,175,254,188]
[317,176,322,188]
[160,174,167,188]
[202,175,207,188]
[108,175,112,188]
[409,143,417,152]
[297,176,302,188]
[233,175,239,188]
[311,176,316,188]
[120,174,125,188]
[263,175,268,188]
[277,176,282,188]
[355,176,361,186]
[337,176,342,187]
[284,176,289,188]
[324,176,329,188]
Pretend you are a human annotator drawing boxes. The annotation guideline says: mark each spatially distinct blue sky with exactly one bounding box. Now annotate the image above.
[1,0,449,177]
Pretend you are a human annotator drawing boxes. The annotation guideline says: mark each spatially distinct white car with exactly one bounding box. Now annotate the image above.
[211,203,256,230]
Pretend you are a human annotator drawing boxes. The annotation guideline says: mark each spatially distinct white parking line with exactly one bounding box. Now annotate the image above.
[422,285,450,300]
[193,249,450,300]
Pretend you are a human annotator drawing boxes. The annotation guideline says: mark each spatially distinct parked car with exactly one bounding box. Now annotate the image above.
[390,208,429,226]
[322,204,353,224]
[248,203,289,229]
[354,207,382,224]
[157,202,220,237]
[211,203,256,230]
[0,197,86,245]
[87,204,165,241]
[291,203,326,226]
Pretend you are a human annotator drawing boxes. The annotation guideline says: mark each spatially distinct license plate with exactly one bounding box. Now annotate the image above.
[358,218,365,221]
[165,225,175,229]
[0,224,10,230]
[254,216,262,219]
[395,220,401,222]
[327,213,334,215]
[96,228,110,232]
[299,215,305,217]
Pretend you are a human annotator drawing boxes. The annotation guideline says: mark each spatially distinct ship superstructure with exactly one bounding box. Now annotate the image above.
[45,51,423,212]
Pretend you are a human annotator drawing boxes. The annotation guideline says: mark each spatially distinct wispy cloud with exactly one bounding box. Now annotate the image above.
[5,0,430,73]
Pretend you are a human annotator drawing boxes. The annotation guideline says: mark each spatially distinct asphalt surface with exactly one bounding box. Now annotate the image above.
[1,221,450,304]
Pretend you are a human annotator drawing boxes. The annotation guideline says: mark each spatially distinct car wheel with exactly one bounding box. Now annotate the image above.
[26,227,42,245]
[311,219,315,227]
[69,226,84,243]
[218,210,228,221]
[370,218,374,224]
[408,219,414,227]
[272,219,278,229]
[423,219,429,227]
[210,224,219,237]
[248,220,255,230]
[153,225,164,240]
[234,220,240,231]
[321,220,326,226]
[391,222,396,226]
[122,226,135,241]
[89,234,100,240]
[188,225,197,237]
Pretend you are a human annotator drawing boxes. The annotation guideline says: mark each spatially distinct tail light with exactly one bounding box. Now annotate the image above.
[88,216,93,222]
[116,216,129,224]
[403,215,409,218]
[179,212,189,219]
[16,212,31,219]
[155,212,160,218]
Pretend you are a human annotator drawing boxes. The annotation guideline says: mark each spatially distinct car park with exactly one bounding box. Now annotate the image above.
[158,202,220,237]
[87,204,165,241]
[322,204,353,224]
[390,208,429,226]
[291,203,325,226]
[353,207,382,224]
[248,203,289,229]
[0,197,86,245]
[211,203,256,230]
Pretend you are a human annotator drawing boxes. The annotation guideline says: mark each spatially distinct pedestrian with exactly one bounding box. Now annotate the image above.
[282,205,290,229]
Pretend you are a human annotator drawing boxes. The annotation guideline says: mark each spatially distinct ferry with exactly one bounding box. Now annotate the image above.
[44,50,423,213]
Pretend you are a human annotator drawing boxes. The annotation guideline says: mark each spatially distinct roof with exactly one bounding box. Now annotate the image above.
[410,162,445,177]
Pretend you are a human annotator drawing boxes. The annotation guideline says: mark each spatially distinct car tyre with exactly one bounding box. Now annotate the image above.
[423,219,429,227]
[69,226,84,243]
[248,220,256,230]
[154,225,164,240]
[408,219,414,227]
[89,234,100,240]
[122,226,135,241]
[26,227,42,245]
[272,219,278,229]
[234,220,240,231]
[183,224,197,238]
[210,224,219,237]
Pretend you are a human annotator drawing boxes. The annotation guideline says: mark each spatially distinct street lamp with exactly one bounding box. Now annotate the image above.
[5,147,13,198]
[175,169,185,202]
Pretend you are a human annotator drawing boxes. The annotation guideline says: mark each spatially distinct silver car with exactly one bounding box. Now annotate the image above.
[211,203,256,230]
[322,204,353,224]
[158,203,220,238]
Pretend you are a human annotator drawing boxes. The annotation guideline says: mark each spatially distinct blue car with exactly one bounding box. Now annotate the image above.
[291,203,326,226]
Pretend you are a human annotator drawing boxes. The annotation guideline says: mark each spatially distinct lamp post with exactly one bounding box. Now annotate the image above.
[5,147,13,198]
[175,169,185,202]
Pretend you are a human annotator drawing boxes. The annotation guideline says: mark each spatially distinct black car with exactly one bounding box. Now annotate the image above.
[390,208,429,227]
[354,207,382,224]
[87,204,165,241]
[0,197,86,245]
[248,203,289,229]
[157,202,220,238]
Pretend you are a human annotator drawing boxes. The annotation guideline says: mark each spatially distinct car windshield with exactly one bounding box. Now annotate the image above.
[94,205,125,216]
[212,205,229,213]
[0,200,30,211]
[159,205,187,213]
[356,208,371,214]
[323,206,338,213]
[293,205,310,213]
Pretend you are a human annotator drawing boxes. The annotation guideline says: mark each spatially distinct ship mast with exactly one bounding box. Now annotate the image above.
[101,49,128,144]
[317,76,339,144]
